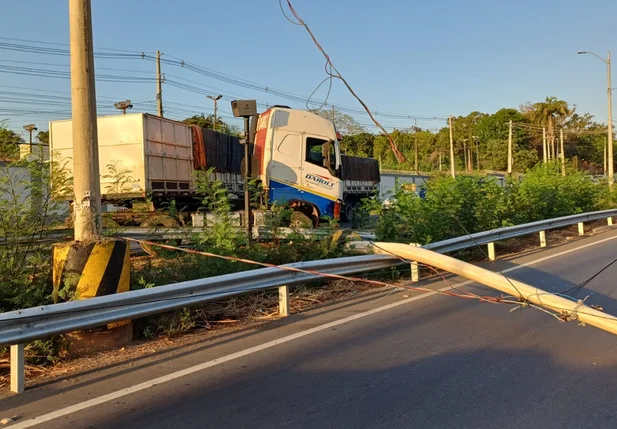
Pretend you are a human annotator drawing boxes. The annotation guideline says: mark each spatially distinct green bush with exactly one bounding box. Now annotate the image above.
[0,153,71,312]
[373,166,615,244]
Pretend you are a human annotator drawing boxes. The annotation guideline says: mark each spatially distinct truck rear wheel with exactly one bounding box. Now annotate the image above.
[341,198,355,223]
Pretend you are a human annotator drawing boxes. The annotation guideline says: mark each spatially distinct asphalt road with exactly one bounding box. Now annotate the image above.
[4,228,617,428]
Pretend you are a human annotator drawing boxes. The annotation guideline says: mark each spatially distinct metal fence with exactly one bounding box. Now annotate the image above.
[2,209,616,393]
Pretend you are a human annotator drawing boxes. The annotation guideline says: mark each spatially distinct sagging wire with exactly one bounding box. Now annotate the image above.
[126,237,608,326]
[281,0,405,163]
[560,256,617,298]
[121,237,515,306]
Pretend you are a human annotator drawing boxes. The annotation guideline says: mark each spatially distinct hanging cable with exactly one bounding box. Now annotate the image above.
[281,0,405,162]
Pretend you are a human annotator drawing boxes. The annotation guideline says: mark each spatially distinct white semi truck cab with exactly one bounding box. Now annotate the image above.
[254,106,343,222]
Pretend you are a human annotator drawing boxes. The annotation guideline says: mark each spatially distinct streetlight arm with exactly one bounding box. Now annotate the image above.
[578,50,608,64]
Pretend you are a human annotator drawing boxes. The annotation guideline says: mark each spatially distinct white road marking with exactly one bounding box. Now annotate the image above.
[11,233,617,428]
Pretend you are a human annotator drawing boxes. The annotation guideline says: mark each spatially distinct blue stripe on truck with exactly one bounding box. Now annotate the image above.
[269,179,336,218]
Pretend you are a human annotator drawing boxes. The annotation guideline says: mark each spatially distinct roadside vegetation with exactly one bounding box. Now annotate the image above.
[369,164,615,244]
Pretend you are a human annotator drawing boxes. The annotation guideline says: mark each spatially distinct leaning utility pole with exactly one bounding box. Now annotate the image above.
[542,127,548,163]
[449,116,456,178]
[156,50,164,117]
[69,0,101,241]
[560,128,566,176]
[507,120,513,174]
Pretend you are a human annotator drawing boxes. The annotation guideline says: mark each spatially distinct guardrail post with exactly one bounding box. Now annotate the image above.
[278,286,289,317]
[609,217,614,226]
[10,344,24,394]
[410,261,419,282]
[409,243,421,282]
[578,222,584,236]
[487,242,496,261]
[539,230,547,248]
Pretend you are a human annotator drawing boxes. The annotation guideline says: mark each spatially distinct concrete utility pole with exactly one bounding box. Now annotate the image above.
[604,136,608,176]
[542,127,548,163]
[449,116,456,178]
[467,148,472,172]
[560,128,566,176]
[475,137,480,171]
[413,120,419,173]
[69,0,101,241]
[156,50,164,117]
[578,50,613,186]
[207,95,223,131]
[507,120,513,174]
[609,51,614,186]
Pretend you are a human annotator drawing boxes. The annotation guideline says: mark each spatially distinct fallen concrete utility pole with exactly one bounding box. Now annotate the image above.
[373,242,617,336]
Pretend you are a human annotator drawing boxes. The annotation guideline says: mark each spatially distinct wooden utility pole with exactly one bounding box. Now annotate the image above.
[560,128,566,176]
[156,50,164,117]
[542,127,548,163]
[69,0,101,241]
[507,120,513,174]
[462,140,468,173]
[449,116,456,178]
[439,152,442,172]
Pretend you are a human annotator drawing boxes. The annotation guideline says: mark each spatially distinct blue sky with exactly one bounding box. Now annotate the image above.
[1,0,616,136]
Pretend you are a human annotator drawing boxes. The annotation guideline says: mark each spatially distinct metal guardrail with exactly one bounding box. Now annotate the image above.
[2,209,616,392]
[0,227,376,246]
[424,209,617,254]
[0,255,398,346]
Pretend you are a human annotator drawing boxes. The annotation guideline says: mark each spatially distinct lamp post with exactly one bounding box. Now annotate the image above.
[114,100,133,114]
[578,50,613,187]
[23,124,37,152]
[207,95,223,131]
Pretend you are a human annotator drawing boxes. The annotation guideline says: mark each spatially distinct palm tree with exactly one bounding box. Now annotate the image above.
[529,97,573,159]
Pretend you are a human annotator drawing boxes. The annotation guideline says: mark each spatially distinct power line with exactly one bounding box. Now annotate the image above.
[0,38,447,123]
[0,36,153,54]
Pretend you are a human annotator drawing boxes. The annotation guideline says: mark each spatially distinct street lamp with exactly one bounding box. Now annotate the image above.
[578,50,613,186]
[114,100,133,114]
[207,95,223,131]
[23,124,37,152]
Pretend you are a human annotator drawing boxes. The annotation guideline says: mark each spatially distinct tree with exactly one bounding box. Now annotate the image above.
[476,108,531,172]
[0,127,24,160]
[37,130,49,145]
[526,97,573,157]
[315,107,365,135]
[340,133,375,157]
[451,112,488,171]
[182,114,235,135]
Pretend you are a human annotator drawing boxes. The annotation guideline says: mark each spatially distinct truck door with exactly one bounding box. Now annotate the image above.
[300,135,341,216]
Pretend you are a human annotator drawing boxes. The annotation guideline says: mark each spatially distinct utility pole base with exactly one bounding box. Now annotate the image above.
[52,239,130,301]
[52,239,133,356]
